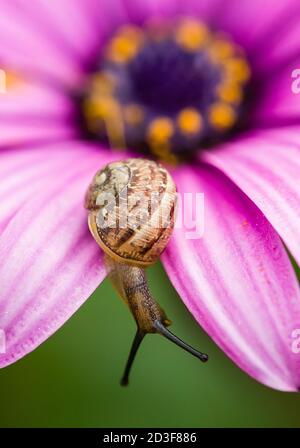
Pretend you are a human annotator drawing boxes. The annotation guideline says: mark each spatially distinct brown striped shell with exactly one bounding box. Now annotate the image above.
[85,158,176,267]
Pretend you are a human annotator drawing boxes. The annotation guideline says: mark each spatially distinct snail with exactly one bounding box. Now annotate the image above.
[85,158,208,385]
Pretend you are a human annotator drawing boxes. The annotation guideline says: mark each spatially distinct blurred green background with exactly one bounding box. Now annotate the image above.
[0,262,300,428]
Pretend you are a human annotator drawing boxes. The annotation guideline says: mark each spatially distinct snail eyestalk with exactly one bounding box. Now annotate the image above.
[120,315,208,386]
[120,329,145,386]
[85,158,209,386]
[154,320,208,363]
[108,258,208,386]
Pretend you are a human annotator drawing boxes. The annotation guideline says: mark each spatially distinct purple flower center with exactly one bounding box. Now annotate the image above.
[83,18,251,163]
[130,39,220,113]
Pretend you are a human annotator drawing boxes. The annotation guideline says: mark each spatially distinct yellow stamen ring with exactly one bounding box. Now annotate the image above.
[147,117,174,143]
[175,19,209,52]
[216,82,243,104]
[90,72,116,95]
[208,38,235,61]
[147,117,178,164]
[107,25,144,64]
[208,102,237,130]
[84,95,125,148]
[83,18,251,161]
[223,58,251,83]
[177,108,203,135]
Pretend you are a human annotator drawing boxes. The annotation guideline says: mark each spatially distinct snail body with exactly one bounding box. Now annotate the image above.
[85,158,207,385]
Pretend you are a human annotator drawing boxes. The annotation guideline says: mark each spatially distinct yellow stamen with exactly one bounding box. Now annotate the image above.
[177,108,203,135]
[223,57,251,83]
[147,117,174,143]
[84,96,113,119]
[175,19,208,52]
[208,102,237,130]
[147,117,177,164]
[91,72,116,95]
[216,82,243,104]
[83,98,104,132]
[124,104,145,126]
[208,38,234,61]
[150,141,178,165]
[107,25,144,63]
[84,96,125,148]
[150,142,178,165]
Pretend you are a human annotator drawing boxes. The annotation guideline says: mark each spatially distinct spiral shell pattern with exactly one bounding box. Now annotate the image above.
[85,158,176,266]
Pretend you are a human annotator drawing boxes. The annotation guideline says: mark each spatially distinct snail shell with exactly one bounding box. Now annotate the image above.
[85,158,176,267]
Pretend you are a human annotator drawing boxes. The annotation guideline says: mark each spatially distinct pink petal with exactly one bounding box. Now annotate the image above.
[0,81,75,120]
[208,0,299,51]
[205,129,300,267]
[125,0,299,58]
[162,163,300,391]
[0,0,297,90]
[22,0,102,60]
[249,61,300,126]
[0,142,93,231]
[0,0,122,87]
[124,0,227,24]
[0,142,122,367]
[248,2,300,74]
[0,121,77,148]
[0,81,77,147]
[0,2,78,86]
[124,0,184,21]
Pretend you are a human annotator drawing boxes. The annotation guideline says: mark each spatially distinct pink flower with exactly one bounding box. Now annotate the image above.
[1,0,300,391]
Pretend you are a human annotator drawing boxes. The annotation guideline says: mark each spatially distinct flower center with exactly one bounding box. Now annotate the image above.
[83,18,250,163]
